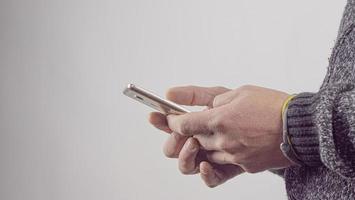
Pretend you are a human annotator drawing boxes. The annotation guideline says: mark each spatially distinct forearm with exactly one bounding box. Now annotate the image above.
[286,25,355,179]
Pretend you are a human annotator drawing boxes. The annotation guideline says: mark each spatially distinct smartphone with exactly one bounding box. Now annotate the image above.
[123,84,190,115]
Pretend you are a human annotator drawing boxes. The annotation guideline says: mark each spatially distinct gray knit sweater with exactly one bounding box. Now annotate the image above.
[283,1,355,199]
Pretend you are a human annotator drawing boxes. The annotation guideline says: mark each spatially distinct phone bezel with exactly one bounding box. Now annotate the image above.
[123,84,190,115]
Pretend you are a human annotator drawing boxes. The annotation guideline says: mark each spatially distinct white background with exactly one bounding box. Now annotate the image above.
[0,0,346,199]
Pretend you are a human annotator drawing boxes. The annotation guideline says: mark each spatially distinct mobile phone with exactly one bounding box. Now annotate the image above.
[123,84,190,115]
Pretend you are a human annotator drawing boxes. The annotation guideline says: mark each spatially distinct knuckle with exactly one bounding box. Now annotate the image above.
[163,149,176,158]
[179,162,192,175]
[223,140,240,154]
[212,95,221,107]
[236,85,255,94]
[213,86,229,93]
[209,115,227,132]
[178,153,196,175]
[179,120,190,135]
[239,137,251,150]
[216,139,230,151]
[239,84,253,91]
[163,145,177,158]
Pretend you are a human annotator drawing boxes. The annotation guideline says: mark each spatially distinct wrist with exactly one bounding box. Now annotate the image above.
[280,94,304,166]
[285,92,322,166]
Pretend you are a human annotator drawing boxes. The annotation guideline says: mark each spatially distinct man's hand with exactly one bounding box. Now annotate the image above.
[149,86,244,187]
[149,85,293,187]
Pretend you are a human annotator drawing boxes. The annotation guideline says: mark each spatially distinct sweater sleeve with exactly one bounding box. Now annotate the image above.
[286,25,355,179]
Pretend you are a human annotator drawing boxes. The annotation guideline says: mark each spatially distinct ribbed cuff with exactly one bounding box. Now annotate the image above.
[286,92,322,166]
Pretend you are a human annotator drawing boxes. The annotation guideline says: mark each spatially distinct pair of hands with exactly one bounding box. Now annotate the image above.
[149,85,294,187]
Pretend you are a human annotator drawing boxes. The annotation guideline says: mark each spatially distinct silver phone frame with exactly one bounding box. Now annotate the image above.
[123,84,190,115]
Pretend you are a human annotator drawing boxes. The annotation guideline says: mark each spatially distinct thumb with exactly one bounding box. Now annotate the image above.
[200,161,244,188]
[166,86,230,107]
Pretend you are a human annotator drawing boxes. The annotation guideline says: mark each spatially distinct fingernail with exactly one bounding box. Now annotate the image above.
[200,168,208,175]
[200,166,209,175]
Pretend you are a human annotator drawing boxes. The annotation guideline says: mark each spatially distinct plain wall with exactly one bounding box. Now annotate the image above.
[0,0,346,199]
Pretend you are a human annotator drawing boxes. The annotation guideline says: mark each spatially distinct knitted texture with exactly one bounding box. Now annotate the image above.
[284,1,355,199]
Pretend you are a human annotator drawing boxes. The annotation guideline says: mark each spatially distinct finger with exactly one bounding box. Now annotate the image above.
[149,112,172,133]
[206,151,236,165]
[212,90,238,108]
[166,86,230,107]
[200,161,244,188]
[166,110,214,136]
[193,134,218,151]
[178,137,200,175]
[163,132,189,158]
[200,161,224,188]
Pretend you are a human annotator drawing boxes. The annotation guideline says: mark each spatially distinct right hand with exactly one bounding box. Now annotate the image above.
[149,86,244,188]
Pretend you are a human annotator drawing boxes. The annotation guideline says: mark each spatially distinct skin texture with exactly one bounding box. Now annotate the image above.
[149,85,294,187]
